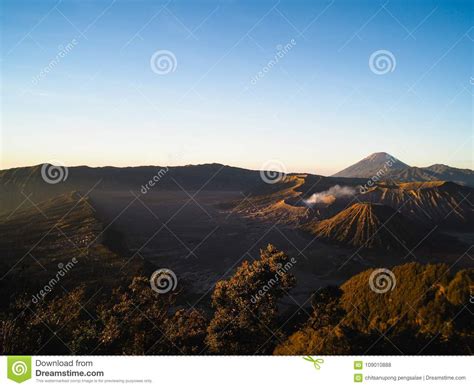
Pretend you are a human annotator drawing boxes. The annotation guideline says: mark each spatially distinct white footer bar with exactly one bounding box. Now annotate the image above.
[1,356,472,387]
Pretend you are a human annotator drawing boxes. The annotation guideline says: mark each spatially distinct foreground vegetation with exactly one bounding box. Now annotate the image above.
[1,244,472,355]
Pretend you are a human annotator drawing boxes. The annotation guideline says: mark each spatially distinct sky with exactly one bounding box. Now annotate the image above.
[1,0,472,175]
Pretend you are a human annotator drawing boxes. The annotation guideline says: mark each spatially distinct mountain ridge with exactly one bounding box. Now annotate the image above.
[305,202,421,250]
[332,152,409,178]
[333,152,473,187]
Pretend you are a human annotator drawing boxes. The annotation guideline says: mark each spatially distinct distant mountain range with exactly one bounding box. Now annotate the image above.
[333,152,474,187]
[0,163,265,214]
[0,159,472,267]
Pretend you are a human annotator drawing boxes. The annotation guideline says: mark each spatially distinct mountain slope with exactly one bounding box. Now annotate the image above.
[359,181,474,227]
[233,175,473,230]
[387,165,474,187]
[333,153,474,187]
[306,203,421,249]
[275,263,474,355]
[0,191,147,303]
[0,163,266,215]
[332,152,409,178]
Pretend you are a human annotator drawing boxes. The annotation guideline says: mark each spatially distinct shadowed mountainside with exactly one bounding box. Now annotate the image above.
[0,163,265,214]
[1,162,472,255]
[0,191,147,306]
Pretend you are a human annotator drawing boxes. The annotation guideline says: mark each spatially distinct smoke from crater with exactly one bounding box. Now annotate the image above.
[304,185,356,206]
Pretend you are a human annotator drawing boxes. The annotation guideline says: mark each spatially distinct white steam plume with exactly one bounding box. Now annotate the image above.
[305,185,356,205]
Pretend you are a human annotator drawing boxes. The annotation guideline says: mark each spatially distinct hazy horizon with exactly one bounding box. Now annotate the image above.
[2,0,472,174]
[1,149,472,177]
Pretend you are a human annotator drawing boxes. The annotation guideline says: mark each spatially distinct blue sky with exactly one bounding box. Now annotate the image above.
[1,0,472,175]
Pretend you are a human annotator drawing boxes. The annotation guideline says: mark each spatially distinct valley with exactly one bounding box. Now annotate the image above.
[0,153,472,354]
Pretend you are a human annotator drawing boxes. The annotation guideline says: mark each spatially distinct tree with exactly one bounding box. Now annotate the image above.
[0,288,98,355]
[206,244,296,354]
[276,263,474,355]
[98,276,175,355]
[165,309,208,354]
[308,286,344,330]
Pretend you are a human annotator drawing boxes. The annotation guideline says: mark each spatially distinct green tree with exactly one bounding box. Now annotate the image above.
[98,276,175,355]
[276,263,474,355]
[206,244,296,354]
[165,309,208,354]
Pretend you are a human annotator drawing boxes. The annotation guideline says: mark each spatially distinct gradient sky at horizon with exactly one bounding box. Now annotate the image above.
[1,0,472,175]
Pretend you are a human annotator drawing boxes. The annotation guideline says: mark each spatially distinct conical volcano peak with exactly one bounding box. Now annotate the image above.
[332,152,409,178]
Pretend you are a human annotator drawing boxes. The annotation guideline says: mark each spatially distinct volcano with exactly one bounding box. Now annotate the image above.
[306,202,421,250]
[333,153,474,188]
[359,181,474,227]
[386,165,474,187]
[332,152,409,178]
